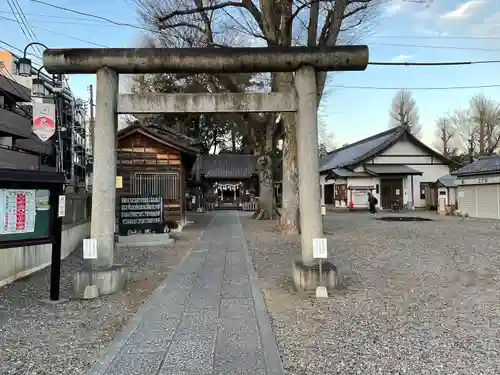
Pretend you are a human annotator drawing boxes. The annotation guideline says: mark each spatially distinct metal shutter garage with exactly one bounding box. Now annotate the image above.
[477,184,500,219]
[458,185,477,216]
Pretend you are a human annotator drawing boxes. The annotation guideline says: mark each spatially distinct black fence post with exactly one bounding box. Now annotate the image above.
[49,184,64,301]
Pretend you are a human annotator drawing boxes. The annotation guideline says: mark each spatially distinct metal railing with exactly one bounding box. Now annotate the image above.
[0,101,31,118]
[0,144,41,170]
[131,172,180,199]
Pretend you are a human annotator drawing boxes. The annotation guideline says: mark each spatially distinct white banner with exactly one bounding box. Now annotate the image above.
[32,102,56,142]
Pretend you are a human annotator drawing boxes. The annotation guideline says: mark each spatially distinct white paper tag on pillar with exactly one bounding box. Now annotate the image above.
[312,238,327,259]
[83,238,98,259]
[58,195,66,217]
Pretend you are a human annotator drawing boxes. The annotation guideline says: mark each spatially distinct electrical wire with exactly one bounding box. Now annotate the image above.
[1,9,498,43]
[332,84,500,90]
[6,2,500,58]
[4,2,500,94]
[0,15,107,47]
[6,0,34,48]
[0,39,42,62]
[368,60,500,66]
[26,0,158,34]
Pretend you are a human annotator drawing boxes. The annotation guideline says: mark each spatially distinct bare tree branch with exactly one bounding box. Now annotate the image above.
[389,89,422,137]
[434,116,457,156]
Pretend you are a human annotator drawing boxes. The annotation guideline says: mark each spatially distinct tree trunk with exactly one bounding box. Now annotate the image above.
[253,125,280,220]
[274,72,299,234]
[278,112,300,234]
[231,128,237,152]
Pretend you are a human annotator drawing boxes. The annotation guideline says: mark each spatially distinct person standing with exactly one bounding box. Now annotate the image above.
[367,192,377,215]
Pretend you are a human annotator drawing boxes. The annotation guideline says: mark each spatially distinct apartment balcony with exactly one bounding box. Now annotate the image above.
[0,104,32,139]
[0,145,41,170]
[0,75,31,102]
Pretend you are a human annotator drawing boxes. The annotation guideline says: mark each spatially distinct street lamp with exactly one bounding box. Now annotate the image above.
[32,66,46,97]
[18,42,49,77]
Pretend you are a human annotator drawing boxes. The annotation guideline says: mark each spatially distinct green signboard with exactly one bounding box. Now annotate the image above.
[0,189,51,242]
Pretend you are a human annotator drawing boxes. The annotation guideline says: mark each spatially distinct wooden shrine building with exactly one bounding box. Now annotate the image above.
[193,153,259,209]
[116,124,199,224]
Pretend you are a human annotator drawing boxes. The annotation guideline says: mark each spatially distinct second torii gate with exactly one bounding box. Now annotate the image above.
[43,46,369,295]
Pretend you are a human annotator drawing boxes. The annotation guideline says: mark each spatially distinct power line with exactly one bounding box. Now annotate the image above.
[1,10,499,42]
[26,0,156,34]
[332,84,500,91]
[369,60,500,66]
[3,14,500,58]
[367,35,500,41]
[0,39,41,60]
[0,15,108,47]
[371,42,500,53]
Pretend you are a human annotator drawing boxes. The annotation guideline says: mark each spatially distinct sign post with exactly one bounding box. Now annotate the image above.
[312,237,328,298]
[32,102,56,142]
[82,238,98,299]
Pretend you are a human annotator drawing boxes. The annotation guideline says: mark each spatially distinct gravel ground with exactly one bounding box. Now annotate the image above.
[242,211,500,375]
[0,213,213,375]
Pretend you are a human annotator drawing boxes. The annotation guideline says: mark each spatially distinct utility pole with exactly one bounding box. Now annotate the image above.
[89,85,95,157]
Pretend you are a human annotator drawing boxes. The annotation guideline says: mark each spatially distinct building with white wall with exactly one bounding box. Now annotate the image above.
[453,156,500,219]
[319,126,456,210]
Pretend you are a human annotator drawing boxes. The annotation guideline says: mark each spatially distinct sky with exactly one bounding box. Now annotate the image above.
[1,0,499,148]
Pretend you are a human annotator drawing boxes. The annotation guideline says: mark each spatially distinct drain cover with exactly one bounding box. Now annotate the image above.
[377,216,433,222]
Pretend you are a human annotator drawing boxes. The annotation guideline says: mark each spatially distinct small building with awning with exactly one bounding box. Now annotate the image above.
[452,156,500,219]
[319,125,458,210]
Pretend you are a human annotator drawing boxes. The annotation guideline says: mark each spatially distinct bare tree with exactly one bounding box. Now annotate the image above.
[136,0,431,234]
[433,116,456,156]
[470,93,500,156]
[318,119,335,158]
[449,93,500,156]
[389,89,421,137]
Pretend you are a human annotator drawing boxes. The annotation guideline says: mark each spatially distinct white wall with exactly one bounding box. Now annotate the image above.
[346,176,381,208]
[374,140,433,163]
[371,140,451,208]
[0,222,90,288]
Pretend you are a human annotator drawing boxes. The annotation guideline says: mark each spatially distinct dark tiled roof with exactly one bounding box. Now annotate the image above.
[319,126,456,173]
[329,168,370,177]
[194,154,257,179]
[319,127,402,172]
[364,164,422,175]
[117,123,199,154]
[452,156,500,176]
[436,174,457,187]
[146,124,200,147]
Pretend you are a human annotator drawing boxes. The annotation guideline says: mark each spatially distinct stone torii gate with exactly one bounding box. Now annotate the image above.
[43,46,369,295]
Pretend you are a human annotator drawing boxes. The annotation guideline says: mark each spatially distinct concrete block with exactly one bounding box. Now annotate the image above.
[214,347,266,374]
[160,336,215,373]
[217,318,261,347]
[292,260,338,293]
[74,265,127,298]
[220,298,255,319]
[105,352,164,375]
[222,280,252,298]
[83,285,99,299]
[116,233,174,248]
[186,296,221,311]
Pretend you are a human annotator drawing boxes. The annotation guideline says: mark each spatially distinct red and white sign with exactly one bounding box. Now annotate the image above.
[2,190,36,234]
[32,102,56,142]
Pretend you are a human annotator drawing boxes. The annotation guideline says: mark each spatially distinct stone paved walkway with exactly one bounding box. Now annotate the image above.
[90,211,284,375]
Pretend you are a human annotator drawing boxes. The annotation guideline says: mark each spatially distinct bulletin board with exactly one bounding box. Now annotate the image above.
[0,189,51,242]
